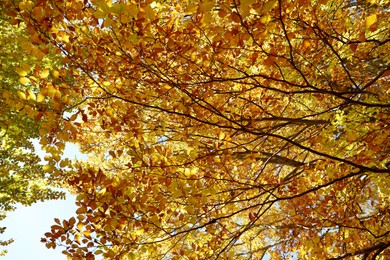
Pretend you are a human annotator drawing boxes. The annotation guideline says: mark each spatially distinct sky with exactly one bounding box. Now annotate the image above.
[1,195,77,259]
[0,142,84,260]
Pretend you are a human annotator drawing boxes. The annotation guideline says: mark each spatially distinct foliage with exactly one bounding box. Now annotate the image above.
[5,0,390,259]
[0,6,66,255]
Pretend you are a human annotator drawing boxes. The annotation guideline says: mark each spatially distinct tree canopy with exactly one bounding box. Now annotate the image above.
[4,0,390,259]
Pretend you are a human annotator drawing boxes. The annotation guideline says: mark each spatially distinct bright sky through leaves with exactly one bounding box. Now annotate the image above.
[1,143,86,259]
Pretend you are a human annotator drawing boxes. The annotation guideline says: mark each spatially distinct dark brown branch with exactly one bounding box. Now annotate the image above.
[327,242,390,260]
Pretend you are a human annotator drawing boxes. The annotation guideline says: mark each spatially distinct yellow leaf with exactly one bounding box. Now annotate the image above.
[98,0,111,13]
[120,14,132,24]
[17,91,27,100]
[95,250,103,255]
[366,14,377,29]
[27,90,36,101]
[43,164,54,172]
[144,5,155,21]
[150,215,160,225]
[111,3,127,15]
[200,1,214,13]
[47,85,56,97]
[19,1,26,11]
[94,10,106,19]
[59,160,68,168]
[83,230,91,237]
[134,229,143,236]
[185,205,195,214]
[74,233,82,243]
[37,93,45,102]
[241,0,256,17]
[77,222,84,231]
[54,90,62,100]
[263,0,278,13]
[2,91,11,100]
[172,189,182,199]
[16,68,29,77]
[53,70,60,78]
[128,4,139,17]
[186,3,198,13]
[260,14,271,24]
[19,77,30,85]
[127,252,136,260]
[39,69,50,79]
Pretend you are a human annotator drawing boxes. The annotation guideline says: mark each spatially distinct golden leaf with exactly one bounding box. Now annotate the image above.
[19,77,30,85]
[39,69,50,79]
[17,91,27,100]
[366,14,377,29]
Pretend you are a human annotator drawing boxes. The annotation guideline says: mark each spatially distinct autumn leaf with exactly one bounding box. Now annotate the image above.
[366,14,377,30]
[19,76,30,85]
[39,69,50,79]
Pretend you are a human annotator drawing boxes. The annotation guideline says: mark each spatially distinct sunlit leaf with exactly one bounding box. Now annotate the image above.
[19,76,30,84]
[366,14,377,29]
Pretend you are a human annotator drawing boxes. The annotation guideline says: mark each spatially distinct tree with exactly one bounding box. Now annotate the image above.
[6,0,389,259]
[0,6,66,255]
